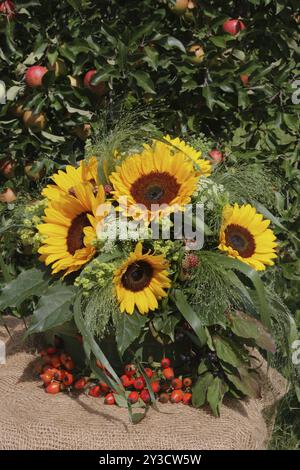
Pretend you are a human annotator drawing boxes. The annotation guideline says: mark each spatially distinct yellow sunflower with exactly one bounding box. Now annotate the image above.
[109,139,199,221]
[113,242,171,314]
[42,157,99,202]
[218,203,277,271]
[164,135,212,177]
[38,182,107,277]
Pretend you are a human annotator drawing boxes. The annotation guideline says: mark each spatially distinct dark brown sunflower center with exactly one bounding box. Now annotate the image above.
[121,261,153,292]
[67,212,90,255]
[130,171,180,209]
[224,224,255,258]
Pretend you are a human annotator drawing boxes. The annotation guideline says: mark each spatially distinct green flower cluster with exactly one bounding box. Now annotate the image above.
[153,240,181,262]
[75,258,116,296]
[188,133,214,158]
[18,200,47,254]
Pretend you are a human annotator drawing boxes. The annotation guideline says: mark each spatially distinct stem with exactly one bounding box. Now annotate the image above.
[0,252,12,283]
[22,317,28,330]
[4,323,12,339]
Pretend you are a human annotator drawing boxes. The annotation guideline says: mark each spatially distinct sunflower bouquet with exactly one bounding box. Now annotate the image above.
[0,127,295,421]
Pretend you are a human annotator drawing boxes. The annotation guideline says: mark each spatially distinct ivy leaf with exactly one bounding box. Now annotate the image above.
[192,372,214,408]
[115,310,148,357]
[207,377,229,416]
[0,268,49,309]
[26,284,76,335]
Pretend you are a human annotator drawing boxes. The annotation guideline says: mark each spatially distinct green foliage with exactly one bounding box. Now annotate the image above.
[173,289,207,345]
[0,0,299,433]
[192,310,274,416]
[85,110,160,183]
[182,251,256,326]
[26,283,77,335]
[214,163,279,209]
[113,309,149,357]
[83,286,118,340]
[1,0,299,188]
[228,310,276,352]
[74,258,116,293]
[16,199,47,253]
[0,267,49,309]
[269,390,300,450]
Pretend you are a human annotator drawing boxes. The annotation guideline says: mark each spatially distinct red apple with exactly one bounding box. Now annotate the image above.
[23,110,47,131]
[25,65,48,88]
[0,188,16,203]
[188,44,205,64]
[0,1,15,20]
[24,163,45,181]
[0,159,15,178]
[170,0,189,14]
[84,70,106,96]
[209,149,223,164]
[240,74,249,86]
[223,19,246,36]
[187,0,197,8]
[72,123,91,141]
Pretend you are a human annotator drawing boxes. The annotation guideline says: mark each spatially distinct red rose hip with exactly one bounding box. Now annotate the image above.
[133,376,145,391]
[140,389,151,404]
[161,358,171,369]
[128,391,139,404]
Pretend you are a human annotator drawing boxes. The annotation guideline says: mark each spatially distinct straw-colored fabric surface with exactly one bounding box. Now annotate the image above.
[0,316,287,450]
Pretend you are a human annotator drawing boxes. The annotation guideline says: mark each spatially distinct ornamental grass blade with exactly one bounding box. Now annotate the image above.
[173,289,207,346]
[74,294,123,388]
[135,357,160,412]
[203,253,272,331]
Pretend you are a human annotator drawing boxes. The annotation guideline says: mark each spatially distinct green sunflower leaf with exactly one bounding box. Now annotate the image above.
[116,310,149,357]
[0,268,49,310]
[26,283,76,336]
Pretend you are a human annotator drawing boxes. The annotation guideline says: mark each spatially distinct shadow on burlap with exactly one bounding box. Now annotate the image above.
[0,317,288,450]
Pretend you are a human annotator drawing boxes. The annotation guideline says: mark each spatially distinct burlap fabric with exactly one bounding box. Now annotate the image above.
[0,316,288,450]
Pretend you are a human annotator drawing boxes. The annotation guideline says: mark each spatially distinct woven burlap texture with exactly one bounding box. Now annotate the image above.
[0,316,288,450]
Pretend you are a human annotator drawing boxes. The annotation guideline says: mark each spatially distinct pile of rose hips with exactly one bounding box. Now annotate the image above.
[35,347,193,406]
[120,358,193,406]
